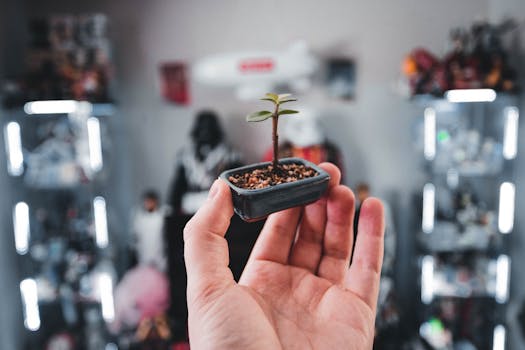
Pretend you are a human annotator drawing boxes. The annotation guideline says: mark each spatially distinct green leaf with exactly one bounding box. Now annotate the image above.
[278,109,299,116]
[260,97,277,104]
[277,93,297,104]
[264,93,279,102]
[246,110,274,122]
[278,97,297,104]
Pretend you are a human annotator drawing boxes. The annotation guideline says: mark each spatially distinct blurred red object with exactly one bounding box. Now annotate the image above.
[160,62,190,105]
[411,49,439,71]
[172,342,190,350]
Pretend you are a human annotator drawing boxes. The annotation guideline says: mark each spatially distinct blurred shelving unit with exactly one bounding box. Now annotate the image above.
[2,100,119,349]
[414,89,518,350]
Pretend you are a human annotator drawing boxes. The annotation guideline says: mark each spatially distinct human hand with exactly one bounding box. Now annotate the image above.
[184,163,385,349]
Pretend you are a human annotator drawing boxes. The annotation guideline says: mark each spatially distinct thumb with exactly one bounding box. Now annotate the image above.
[183,179,235,302]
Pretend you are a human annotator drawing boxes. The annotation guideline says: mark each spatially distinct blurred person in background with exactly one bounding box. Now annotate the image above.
[164,110,242,341]
[167,110,241,215]
[131,189,167,271]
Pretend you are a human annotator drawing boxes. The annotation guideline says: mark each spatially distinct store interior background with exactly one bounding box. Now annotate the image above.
[1,0,525,349]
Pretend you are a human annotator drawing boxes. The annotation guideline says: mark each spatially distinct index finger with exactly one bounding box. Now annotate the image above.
[183,180,235,297]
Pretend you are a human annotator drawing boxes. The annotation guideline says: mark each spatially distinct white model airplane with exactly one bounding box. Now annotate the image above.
[193,41,319,100]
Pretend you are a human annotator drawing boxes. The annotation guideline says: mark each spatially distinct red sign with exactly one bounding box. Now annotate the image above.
[239,58,274,73]
[159,62,190,105]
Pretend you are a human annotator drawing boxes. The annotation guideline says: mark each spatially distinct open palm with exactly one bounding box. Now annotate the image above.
[184,163,385,349]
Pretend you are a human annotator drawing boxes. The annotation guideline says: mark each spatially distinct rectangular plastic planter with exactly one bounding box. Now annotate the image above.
[220,157,330,222]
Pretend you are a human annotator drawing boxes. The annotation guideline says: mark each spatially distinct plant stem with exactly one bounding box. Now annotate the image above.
[272,104,279,170]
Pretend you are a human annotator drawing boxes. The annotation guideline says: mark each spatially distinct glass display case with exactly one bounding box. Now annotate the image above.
[413,91,518,350]
[2,100,120,350]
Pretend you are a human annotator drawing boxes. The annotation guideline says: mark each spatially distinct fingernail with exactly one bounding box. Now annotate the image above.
[208,179,220,199]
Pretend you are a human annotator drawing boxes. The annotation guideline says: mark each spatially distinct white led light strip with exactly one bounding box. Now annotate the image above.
[421,255,434,304]
[4,122,24,176]
[498,182,515,234]
[87,117,103,172]
[13,202,30,255]
[20,278,40,331]
[503,107,519,160]
[93,196,109,248]
[493,325,506,350]
[422,183,435,233]
[99,273,115,322]
[495,255,510,304]
[445,89,496,103]
[24,100,79,115]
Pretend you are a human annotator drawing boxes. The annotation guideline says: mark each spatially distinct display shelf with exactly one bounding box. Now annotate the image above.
[418,221,502,253]
[2,100,119,347]
[421,253,509,304]
[414,91,517,350]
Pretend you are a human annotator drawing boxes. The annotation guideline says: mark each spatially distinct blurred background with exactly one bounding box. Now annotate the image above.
[0,0,524,349]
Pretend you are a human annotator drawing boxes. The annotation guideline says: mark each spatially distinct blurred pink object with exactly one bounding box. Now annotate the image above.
[172,342,190,350]
[110,265,170,333]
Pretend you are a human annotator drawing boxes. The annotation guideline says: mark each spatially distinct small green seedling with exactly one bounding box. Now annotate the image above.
[246,93,299,170]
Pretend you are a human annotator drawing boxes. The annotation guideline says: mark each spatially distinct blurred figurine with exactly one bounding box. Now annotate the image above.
[402,48,447,96]
[131,190,167,271]
[444,28,480,90]
[471,19,518,92]
[168,110,241,215]
[401,18,519,96]
[2,14,112,107]
[46,332,75,350]
[25,120,86,188]
[263,109,344,176]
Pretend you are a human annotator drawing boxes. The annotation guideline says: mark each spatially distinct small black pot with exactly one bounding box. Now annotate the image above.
[220,157,330,222]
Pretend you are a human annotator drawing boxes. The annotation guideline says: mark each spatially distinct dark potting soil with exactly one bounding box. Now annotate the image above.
[228,163,319,190]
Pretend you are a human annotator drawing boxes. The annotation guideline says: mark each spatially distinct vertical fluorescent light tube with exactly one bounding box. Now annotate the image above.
[445,89,497,103]
[493,325,506,350]
[421,255,434,304]
[503,107,519,160]
[498,182,515,234]
[93,196,109,248]
[99,273,115,322]
[495,255,510,304]
[13,202,30,255]
[4,122,24,176]
[422,183,435,233]
[424,108,436,160]
[87,117,103,172]
[20,278,40,331]
[23,100,78,115]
